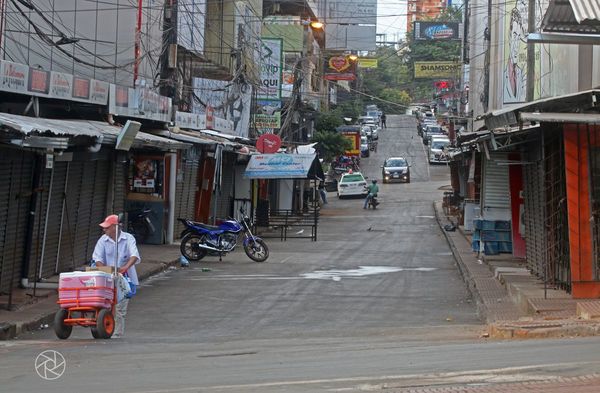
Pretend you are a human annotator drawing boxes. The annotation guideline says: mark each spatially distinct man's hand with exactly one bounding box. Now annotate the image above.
[118,267,128,275]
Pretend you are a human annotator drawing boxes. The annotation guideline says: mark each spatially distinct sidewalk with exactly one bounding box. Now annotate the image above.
[434,201,600,338]
[0,244,181,340]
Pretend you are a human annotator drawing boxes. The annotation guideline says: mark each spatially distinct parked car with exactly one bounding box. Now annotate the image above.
[381,157,410,183]
[360,136,370,157]
[358,116,376,125]
[428,137,451,164]
[422,124,444,145]
[337,171,368,198]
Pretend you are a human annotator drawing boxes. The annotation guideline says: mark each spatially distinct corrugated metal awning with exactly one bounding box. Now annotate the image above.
[0,112,189,150]
[482,89,600,129]
[541,0,600,34]
[520,112,600,123]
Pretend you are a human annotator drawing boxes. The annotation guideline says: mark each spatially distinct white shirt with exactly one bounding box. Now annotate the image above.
[92,230,141,285]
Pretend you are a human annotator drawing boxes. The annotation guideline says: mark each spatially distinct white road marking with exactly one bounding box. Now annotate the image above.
[415,215,435,219]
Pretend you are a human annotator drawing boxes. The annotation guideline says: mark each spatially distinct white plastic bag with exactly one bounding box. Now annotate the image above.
[116,273,132,303]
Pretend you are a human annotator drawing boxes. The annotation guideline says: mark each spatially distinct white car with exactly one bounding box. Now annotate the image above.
[429,137,450,164]
[337,172,368,198]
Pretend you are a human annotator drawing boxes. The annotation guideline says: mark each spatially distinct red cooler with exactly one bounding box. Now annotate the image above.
[58,271,114,309]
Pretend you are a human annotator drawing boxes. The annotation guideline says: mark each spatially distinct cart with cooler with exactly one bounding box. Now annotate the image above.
[54,270,117,339]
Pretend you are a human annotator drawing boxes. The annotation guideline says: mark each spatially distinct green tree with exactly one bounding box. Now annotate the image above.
[315,111,343,132]
[311,130,352,162]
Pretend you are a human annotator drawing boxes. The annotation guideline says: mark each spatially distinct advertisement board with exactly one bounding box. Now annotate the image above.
[413,22,462,41]
[253,112,281,134]
[323,56,357,81]
[358,58,378,68]
[257,38,283,101]
[414,62,461,79]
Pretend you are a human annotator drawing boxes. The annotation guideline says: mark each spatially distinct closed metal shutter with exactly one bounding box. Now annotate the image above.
[57,159,109,271]
[481,153,510,214]
[522,143,545,276]
[112,152,128,216]
[175,147,201,236]
[0,148,34,294]
[213,152,235,220]
[31,162,68,279]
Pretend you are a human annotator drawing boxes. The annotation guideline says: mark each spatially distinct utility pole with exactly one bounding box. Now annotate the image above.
[525,0,535,101]
[159,1,178,105]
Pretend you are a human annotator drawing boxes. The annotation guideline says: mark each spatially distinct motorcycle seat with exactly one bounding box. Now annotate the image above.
[194,222,222,230]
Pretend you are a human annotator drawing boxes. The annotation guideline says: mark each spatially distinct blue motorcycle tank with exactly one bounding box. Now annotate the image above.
[219,220,242,233]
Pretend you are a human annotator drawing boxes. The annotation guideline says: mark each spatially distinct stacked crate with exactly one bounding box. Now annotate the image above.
[472,220,512,255]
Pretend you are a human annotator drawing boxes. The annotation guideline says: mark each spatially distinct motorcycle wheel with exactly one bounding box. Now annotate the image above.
[180,234,208,261]
[244,239,269,262]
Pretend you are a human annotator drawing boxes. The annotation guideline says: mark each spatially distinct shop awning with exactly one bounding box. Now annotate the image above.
[244,153,324,179]
[483,89,600,130]
[0,112,189,150]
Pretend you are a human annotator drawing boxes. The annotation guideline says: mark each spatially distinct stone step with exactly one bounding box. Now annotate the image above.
[577,301,600,320]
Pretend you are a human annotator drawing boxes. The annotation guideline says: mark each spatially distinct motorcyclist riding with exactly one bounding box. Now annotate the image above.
[363,179,379,209]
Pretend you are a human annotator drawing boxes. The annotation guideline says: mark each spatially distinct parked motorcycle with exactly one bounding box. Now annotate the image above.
[127,208,155,244]
[178,208,269,262]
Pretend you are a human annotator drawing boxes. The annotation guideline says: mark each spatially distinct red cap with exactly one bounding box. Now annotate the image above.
[99,214,119,228]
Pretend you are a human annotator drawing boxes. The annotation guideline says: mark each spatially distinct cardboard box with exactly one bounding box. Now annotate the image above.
[85,266,114,274]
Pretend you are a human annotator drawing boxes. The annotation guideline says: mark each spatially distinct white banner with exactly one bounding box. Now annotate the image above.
[258,38,282,101]
[109,85,171,123]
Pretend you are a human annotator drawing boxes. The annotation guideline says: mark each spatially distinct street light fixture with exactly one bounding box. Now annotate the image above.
[310,21,324,30]
[347,54,358,61]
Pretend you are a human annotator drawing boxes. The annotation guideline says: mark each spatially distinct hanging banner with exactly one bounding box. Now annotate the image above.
[257,38,283,101]
[253,112,281,134]
[244,154,316,179]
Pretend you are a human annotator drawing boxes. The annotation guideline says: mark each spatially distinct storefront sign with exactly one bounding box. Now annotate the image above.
[0,60,109,105]
[414,62,461,79]
[175,111,200,130]
[244,153,316,179]
[253,113,281,134]
[258,38,282,101]
[109,84,172,123]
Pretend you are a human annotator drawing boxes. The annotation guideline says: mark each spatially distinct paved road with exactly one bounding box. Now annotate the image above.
[1,115,599,392]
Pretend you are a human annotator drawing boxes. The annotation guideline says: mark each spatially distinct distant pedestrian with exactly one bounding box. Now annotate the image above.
[380,113,387,128]
[318,181,328,205]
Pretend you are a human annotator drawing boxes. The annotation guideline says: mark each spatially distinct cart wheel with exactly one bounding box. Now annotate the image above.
[96,309,115,339]
[91,327,102,339]
[53,309,72,340]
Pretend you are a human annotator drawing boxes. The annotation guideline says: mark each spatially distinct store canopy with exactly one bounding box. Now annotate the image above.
[244,153,324,180]
[0,112,189,150]
[483,89,600,130]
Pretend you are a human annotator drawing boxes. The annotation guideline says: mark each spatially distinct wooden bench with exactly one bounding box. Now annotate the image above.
[254,209,320,241]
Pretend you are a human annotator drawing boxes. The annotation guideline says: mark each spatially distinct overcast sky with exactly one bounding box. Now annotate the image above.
[377,0,407,43]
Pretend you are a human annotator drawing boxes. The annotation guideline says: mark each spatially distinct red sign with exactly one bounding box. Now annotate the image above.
[256,133,282,154]
[324,55,357,81]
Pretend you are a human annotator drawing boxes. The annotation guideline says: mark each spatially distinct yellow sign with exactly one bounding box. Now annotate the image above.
[414,61,460,79]
[358,58,378,68]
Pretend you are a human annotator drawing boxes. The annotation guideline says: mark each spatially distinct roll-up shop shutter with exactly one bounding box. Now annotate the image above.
[0,147,34,294]
[481,153,510,216]
[57,159,109,271]
[28,162,68,280]
[214,152,235,220]
[112,151,128,216]
[175,147,201,236]
[523,149,545,277]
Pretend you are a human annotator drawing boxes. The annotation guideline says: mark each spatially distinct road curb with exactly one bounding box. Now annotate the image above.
[1,258,179,340]
[432,201,486,323]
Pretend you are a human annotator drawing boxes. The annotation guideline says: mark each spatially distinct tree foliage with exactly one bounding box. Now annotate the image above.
[311,130,352,162]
